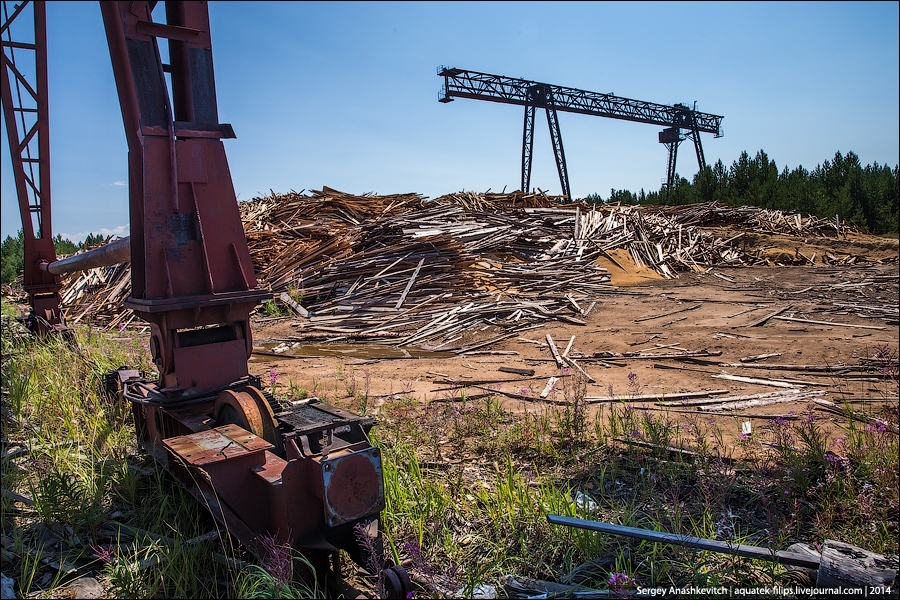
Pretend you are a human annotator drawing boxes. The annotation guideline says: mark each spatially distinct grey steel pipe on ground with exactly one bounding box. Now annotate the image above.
[547,514,822,569]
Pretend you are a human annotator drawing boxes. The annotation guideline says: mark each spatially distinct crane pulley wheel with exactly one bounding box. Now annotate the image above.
[213,387,281,451]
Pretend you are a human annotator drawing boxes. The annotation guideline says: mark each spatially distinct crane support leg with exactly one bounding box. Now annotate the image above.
[689,126,706,171]
[101,0,268,393]
[521,104,535,193]
[1,0,63,333]
[665,140,680,192]
[545,107,571,200]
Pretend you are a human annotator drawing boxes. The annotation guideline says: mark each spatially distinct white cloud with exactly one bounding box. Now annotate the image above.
[58,223,130,244]
[110,181,127,187]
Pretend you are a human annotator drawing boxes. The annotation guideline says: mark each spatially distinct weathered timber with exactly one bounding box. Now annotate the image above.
[816,540,898,590]
[741,304,793,327]
[771,315,887,330]
[583,389,728,402]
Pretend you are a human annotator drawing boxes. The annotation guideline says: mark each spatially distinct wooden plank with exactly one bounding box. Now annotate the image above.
[468,384,566,404]
[498,366,535,376]
[741,304,792,327]
[635,303,702,323]
[583,389,728,402]
[771,315,887,331]
[395,257,425,309]
[539,377,559,399]
[561,335,576,358]
[452,330,521,355]
[739,352,781,362]
[657,389,813,407]
[698,391,825,412]
[546,334,565,368]
[711,373,802,389]
[563,356,596,383]
[279,292,309,317]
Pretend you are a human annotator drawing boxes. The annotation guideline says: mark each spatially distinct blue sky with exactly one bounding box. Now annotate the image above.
[2,1,898,242]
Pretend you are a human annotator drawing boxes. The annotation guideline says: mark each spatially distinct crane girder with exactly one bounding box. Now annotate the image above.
[439,67,723,135]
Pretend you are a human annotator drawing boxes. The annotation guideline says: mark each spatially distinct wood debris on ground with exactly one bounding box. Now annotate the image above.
[52,190,895,344]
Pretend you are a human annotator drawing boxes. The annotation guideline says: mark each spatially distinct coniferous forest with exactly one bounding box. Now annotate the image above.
[590,150,899,235]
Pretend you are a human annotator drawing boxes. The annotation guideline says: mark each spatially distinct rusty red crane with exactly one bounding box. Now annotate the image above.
[2,1,409,595]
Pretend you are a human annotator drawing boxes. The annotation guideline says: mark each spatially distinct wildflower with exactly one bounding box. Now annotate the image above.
[738,433,750,442]
[520,388,531,397]
[774,416,787,426]
[825,453,842,466]
[89,544,114,564]
[258,533,292,585]
[631,429,642,439]
[873,419,888,433]
[608,572,631,590]
[625,403,634,411]
[627,372,637,382]
[118,323,126,331]
[268,369,278,387]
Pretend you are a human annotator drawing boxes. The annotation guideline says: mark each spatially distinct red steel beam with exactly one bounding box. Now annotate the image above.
[1,0,63,331]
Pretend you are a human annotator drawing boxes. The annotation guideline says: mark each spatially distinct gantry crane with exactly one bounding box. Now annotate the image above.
[2,2,409,595]
[438,67,724,199]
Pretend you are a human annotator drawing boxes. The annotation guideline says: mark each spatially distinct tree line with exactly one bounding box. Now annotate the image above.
[587,150,899,235]
[1,231,109,284]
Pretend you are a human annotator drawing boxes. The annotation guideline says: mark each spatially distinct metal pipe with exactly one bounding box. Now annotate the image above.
[41,237,131,275]
[547,514,821,570]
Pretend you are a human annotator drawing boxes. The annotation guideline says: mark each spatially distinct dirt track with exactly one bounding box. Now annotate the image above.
[251,241,899,447]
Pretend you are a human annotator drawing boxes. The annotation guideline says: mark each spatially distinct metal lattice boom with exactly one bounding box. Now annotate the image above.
[438,66,724,196]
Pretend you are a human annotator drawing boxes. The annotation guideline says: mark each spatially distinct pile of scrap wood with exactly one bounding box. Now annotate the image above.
[53,189,865,340]
[58,262,133,329]
[657,201,859,237]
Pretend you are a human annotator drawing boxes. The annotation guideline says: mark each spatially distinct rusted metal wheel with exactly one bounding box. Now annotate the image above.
[213,386,281,451]
[382,565,412,599]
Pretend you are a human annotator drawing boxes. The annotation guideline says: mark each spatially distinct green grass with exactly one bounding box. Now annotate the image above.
[2,311,897,598]
[367,378,898,595]
[0,319,315,599]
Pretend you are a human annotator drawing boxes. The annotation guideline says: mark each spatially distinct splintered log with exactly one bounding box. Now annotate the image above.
[816,540,898,590]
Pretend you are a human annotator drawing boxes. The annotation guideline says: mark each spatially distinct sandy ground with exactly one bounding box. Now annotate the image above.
[249,232,899,448]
